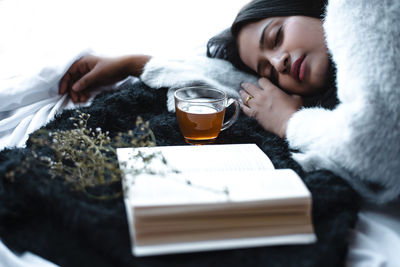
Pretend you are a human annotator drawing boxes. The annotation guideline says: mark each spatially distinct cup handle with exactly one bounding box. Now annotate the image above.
[221,98,240,131]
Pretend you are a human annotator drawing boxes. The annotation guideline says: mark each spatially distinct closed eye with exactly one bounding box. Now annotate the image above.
[274,26,282,46]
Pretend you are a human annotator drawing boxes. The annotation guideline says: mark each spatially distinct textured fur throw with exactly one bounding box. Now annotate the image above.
[0,81,360,267]
[140,0,400,204]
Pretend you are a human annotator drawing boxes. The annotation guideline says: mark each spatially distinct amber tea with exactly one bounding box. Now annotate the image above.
[176,102,226,141]
[174,87,239,145]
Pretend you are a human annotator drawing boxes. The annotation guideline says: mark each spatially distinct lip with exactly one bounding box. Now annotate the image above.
[290,55,306,81]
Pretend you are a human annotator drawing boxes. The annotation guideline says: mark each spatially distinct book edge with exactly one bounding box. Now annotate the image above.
[132,233,317,257]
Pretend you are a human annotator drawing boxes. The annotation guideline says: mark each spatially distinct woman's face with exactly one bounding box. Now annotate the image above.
[237,16,330,96]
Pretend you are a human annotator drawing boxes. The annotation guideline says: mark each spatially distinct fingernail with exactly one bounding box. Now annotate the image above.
[72,84,79,91]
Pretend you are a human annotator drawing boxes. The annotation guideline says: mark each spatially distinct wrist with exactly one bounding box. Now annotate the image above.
[279,109,297,139]
[279,122,288,139]
[124,55,152,77]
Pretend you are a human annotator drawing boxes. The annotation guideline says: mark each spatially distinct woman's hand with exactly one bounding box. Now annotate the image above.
[240,77,303,138]
[59,54,150,103]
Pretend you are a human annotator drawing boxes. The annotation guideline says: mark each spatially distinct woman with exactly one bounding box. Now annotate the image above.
[59,0,335,139]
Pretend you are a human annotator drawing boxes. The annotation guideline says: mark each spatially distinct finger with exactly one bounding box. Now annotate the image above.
[239,89,249,101]
[241,82,262,97]
[58,58,85,94]
[59,73,69,95]
[72,69,98,92]
[70,94,78,103]
[69,91,79,103]
[239,90,252,105]
[80,91,91,103]
[59,71,76,95]
[258,77,274,89]
[258,77,282,94]
[80,96,88,103]
[240,103,256,118]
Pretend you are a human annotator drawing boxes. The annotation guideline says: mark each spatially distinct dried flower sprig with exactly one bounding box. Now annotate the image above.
[6,111,158,200]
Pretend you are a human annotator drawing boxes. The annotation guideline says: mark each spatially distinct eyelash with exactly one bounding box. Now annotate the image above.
[274,26,282,46]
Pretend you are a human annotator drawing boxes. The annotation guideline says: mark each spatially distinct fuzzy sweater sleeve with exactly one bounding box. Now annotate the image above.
[140,56,258,112]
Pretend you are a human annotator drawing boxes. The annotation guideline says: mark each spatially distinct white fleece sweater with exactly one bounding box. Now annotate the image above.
[286,0,400,203]
[140,0,400,203]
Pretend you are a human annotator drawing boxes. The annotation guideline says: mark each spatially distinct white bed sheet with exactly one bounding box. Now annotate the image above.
[0,241,57,267]
[0,0,399,266]
[0,50,91,150]
[347,202,400,267]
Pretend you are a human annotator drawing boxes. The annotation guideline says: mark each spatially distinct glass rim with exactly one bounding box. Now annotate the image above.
[174,86,227,103]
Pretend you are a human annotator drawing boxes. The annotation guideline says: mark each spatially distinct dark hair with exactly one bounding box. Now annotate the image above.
[207,0,328,73]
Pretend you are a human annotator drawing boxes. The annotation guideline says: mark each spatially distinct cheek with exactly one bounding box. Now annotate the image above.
[278,76,301,94]
[309,54,330,89]
[286,31,316,51]
[285,19,325,51]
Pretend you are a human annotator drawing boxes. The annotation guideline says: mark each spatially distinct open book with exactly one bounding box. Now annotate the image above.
[117,144,316,257]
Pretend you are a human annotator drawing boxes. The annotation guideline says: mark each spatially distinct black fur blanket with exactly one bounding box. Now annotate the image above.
[0,80,360,267]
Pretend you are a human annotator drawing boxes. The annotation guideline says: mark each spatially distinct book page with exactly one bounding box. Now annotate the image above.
[117,144,309,207]
[117,144,274,175]
[125,169,310,207]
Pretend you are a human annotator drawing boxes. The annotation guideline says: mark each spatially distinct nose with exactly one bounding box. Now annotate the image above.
[270,51,289,74]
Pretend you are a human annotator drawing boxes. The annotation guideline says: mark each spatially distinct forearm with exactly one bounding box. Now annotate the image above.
[123,54,152,77]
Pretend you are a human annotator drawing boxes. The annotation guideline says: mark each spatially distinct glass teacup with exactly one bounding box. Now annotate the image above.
[174,86,239,145]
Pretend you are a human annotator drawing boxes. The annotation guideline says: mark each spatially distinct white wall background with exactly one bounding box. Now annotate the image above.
[0,0,249,80]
